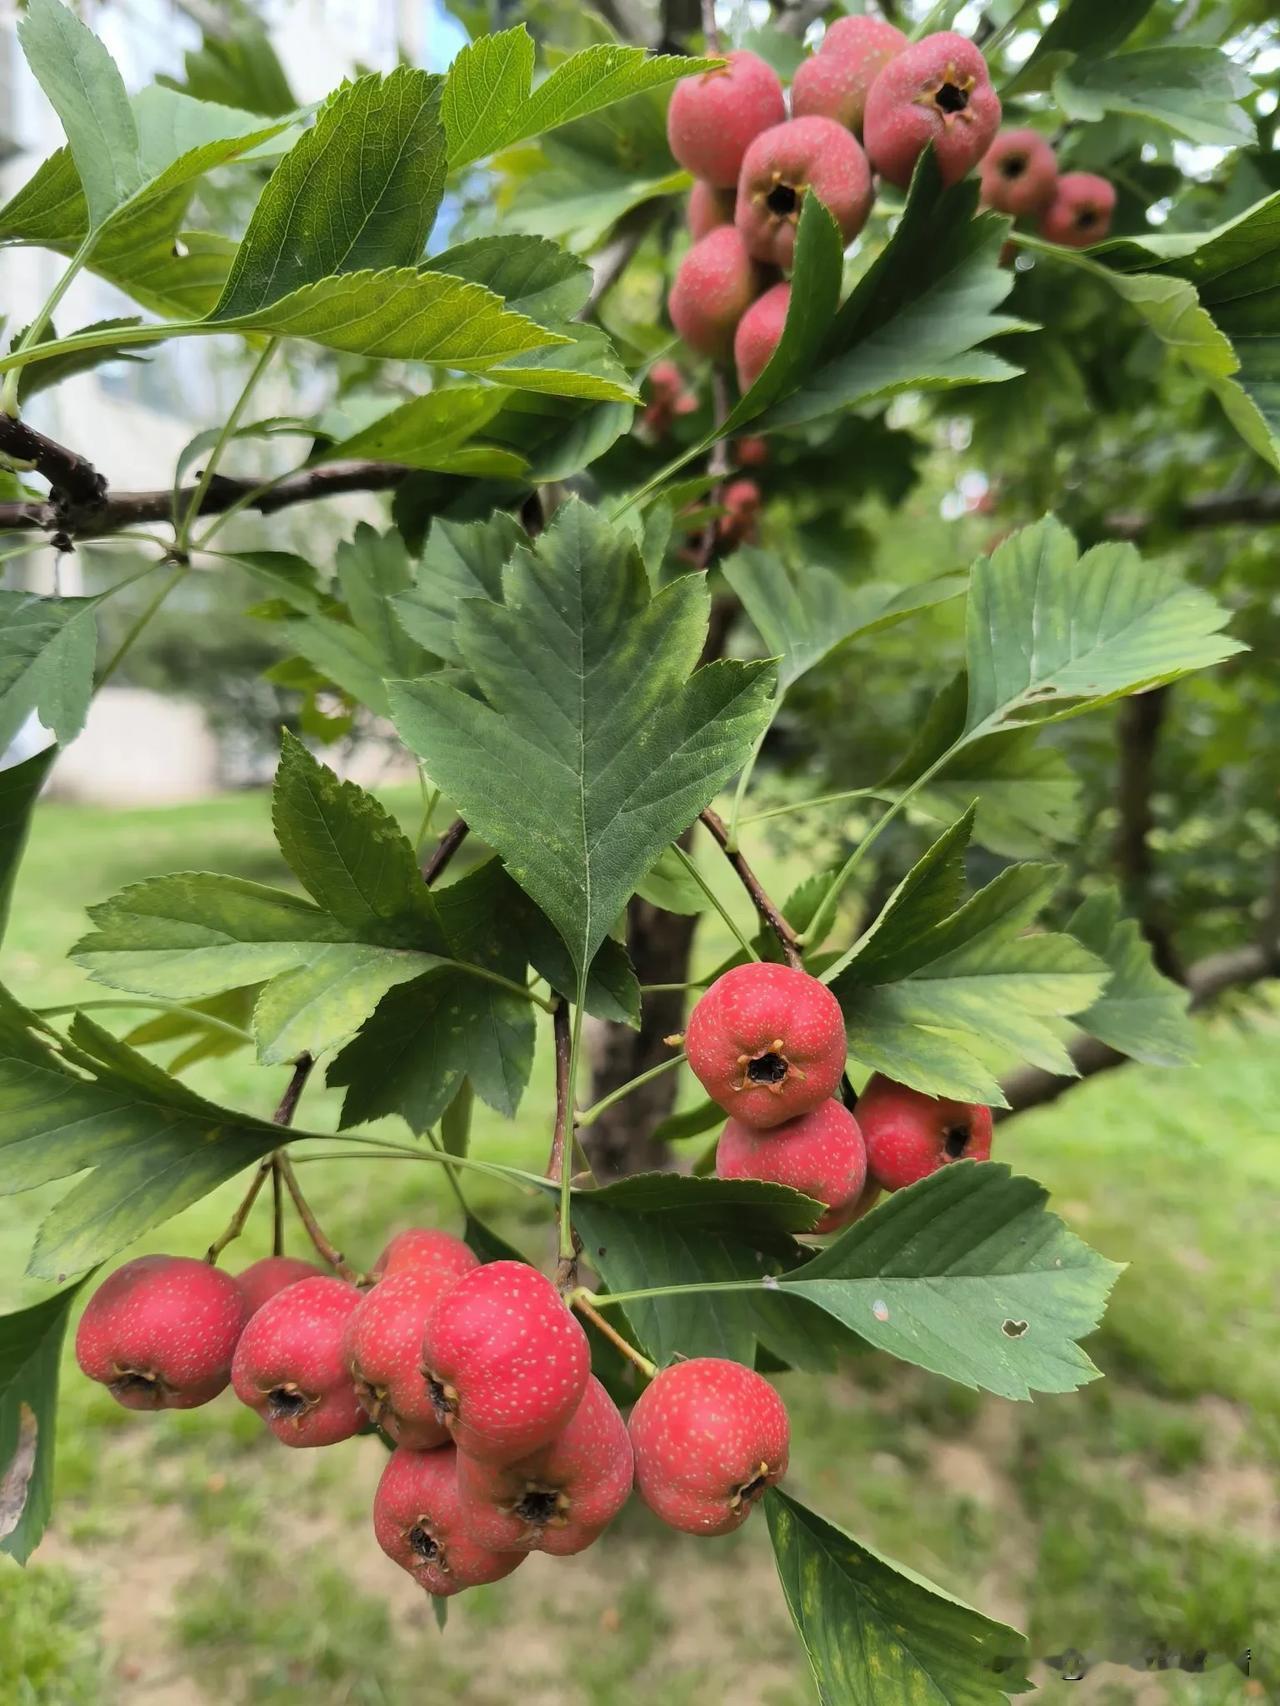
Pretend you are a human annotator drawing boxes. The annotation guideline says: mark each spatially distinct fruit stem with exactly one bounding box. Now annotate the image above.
[699,807,802,967]
[277,1153,360,1283]
[570,1294,657,1380]
[580,1279,762,1308]
[672,844,760,961]
[551,1000,584,1273]
[422,817,468,884]
[575,1051,686,1127]
[271,1155,285,1257]
[700,0,721,62]
[205,1158,272,1265]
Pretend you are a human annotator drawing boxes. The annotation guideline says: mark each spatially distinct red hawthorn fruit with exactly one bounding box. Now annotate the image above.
[1039,172,1116,247]
[863,31,1001,190]
[979,128,1058,219]
[717,477,762,546]
[684,961,847,1129]
[235,1256,323,1318]
[857,1073,994,1191]
[791,15,907,136]
[733,281,790,394]
[716,1099,867,1233]
[819,1176,883,1232]
[688,178,737,239]
[629,1358,789,1535]
[643,359,700,436]
[344,1269,458,1449]
[231,1274,364,1447]
[736,116,874,270]
[420,1261,590,1465]
[373,1444,525,1598]
[668,225,766,363]
[455,1376,633,1557]
[75,1255,249,1411]
[371,1226,479,1284]
[734,434,769,468]
[666,50,786,188]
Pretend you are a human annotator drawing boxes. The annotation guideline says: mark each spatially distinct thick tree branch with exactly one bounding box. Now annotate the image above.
[0,413,108,541]
[998,940,1280,1116]
[422,819,469,885]
[1114,687,1180,978]
[0,458,408,541]
[1106,486,1280,542]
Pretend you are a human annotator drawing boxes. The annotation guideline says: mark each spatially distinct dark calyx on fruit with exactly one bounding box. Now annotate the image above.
[426,1374,458,1425]
[109,1368,162,1404]
[1000,153,1027,178]
[267,1384,311,1420]
[747,1051,789,1085]
[731,1461,772,1508]
[766,182,800,217]
[943,1123,972,1159]
[514,1486,566,1528]
[935,80,970,114]
[409,1523,441,1564]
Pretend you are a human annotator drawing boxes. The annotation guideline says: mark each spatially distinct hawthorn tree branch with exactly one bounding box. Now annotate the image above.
[0,412,108,542]
[998,939,1280,1116]
[1105,485,1280,542]
[548,1001,582,1291]
[700,807,803,966]
[0,458,408,542]
[1114,687,1180,978]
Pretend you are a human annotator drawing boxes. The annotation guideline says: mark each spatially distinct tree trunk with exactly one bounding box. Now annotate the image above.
[583,899,699,1181]
[1114,687,1180,978]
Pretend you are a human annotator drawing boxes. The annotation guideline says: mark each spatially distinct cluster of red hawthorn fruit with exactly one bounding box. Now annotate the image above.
[664,23,1115,389]
[73,964,990,1599]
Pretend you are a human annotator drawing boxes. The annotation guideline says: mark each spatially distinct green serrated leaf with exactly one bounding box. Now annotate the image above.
[964,517,1245,736]
[1,1277,90,1564]
[0,594,98,753]
[780,1162,1123,1398]
[767,1488,1032,1704]
[429,235,592,322]
[389,498,775,975]
[210,69,445,322]
[442,28,716,169]
[1067,890,1195,1065]
[0,749,56,945]
[393,512,524,666]
[317,387,507,474]
[1054,46,1255,149]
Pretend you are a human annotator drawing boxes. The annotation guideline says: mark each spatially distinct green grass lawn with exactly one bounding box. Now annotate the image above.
[2,791,1278,1704]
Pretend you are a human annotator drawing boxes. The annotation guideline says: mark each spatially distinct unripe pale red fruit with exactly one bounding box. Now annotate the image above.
[1039,172,1116,248]
[236,1256,322,1317]
[734,434,769,467]
[420,1261,590,1465]
[857,1073,993,1191]
[717,476,762,547]
[668,226,765,363]
[736,116,874,270]
[372,1226,478,1284]
[734,281,789,394]
[716,1099,867,1233]
[666,51,786,188]
[373,1445,524,1598]
[344,1270,458,1449]
[685,961,847,1130]
[231,1274,364,1447]
[688,178,737,239]
[455,1377,633,1557]
[979,128,1058,219]
[75,1255,249,1411]
[863,31,1001,190]
[629,1358,789,1535]
[792,16,907,136]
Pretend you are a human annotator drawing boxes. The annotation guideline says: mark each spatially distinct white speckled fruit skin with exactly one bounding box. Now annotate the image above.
[421,1261,590,1466]
[373,1444,525,1598]
[668,225,765,363]
[733,281,790,394]
[863,31,1001,191]
[235,1256,322,1318]
[684,962,847,1129]
[231,1274,364,1447]
[666,51,786,189]
[1039,172,1116,248]
[344,1269,456,1449]
[371,1226,479,1283]
[687,179,737,239]
[791,15,907,135]
[629,1358,790,1536]
[735,116,874,270]
[978,127,1058,219]
[716,1098,867,1233]
[858,1072,994,1190]
[455,1376,633,1557]
[75,1255,250,1410]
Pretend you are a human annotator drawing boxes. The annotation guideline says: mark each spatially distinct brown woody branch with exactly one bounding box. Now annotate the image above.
[700,806,803,966]
[548,1002,582,1291]
[998,940,1280,1116]
[0,455,408,542]
[1105,486,1280,542]
[422,818,469,885]
[0,412,109,543]
[1114,687,1180,979]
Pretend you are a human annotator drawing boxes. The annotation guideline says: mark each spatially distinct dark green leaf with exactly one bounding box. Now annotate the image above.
[389,498,775,975]
[779,1163,1123,1398]
[0,749,55,945]
[1054,46,1254,148]
[429,235,592,322]
[0,593,98,752]
[1,1278,90,1564]
[393,512,524,666]
[767,1488,1031,1704]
